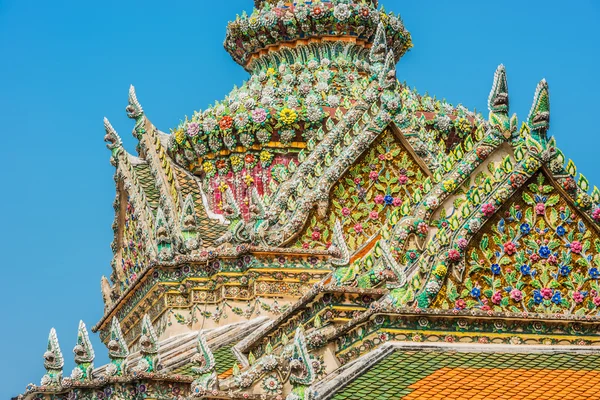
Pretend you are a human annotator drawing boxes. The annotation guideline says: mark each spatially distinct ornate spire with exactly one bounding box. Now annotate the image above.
[528,79,550,143]
[133,314,161,373]
[190,331,218,397]
[488,64,509,114]
[41,328,64,387]
[105,317,129,377]
[71,321,95,382]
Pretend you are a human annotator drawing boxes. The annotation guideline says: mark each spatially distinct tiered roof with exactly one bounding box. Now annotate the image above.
[15,1,600,399]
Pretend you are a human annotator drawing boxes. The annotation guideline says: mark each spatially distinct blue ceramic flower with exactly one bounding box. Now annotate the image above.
[556,226,566,237]
[384,195,394,205]
[590,268,600,279]
[520,265,531,275]
[471,287,481,298]
[533,290,543,304]
[520,223,531,235]
[539,246,551,258]
[552,291,562,305]
[560,266,571,276]
[491,264,501,275]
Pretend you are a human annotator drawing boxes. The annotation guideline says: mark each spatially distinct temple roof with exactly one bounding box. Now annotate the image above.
[322,343,600,400]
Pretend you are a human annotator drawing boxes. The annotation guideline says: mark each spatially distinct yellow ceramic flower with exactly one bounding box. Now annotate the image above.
[260,150,273,163]
[279,107,298,125]
[244,174,254,185]
[434,265,447,276]
[266,67,276,76]
[218,181,229,193]
[230,155,242,168]
[443,179,456,192]
[202,161,214,174]
[175,128,186,144]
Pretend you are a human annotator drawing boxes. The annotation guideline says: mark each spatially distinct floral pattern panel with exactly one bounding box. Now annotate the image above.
[118,193,147,290]
[436,173,600,315]
[296,128,428,252]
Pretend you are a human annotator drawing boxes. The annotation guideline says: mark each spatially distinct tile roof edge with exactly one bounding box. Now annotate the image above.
[309,341,600,399]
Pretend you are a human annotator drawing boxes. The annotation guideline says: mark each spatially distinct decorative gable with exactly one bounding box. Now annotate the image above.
[295,127,429,254]
[433,171,600,315]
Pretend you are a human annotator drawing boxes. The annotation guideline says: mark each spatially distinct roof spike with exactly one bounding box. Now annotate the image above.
[369,22,387,65]
[190,330,218,397]
[379,50,397,89]
[288,327,316,387]
[527,79,550,143]
[103,117,123,151]
[126,84,144,119]
[71,320,95,382]
[488,64,509,114]
[133,314,161,373]
[41,328,64,387]
[105,317,129,377]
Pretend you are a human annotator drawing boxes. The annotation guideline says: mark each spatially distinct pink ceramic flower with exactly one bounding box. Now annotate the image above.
[369,211,379,220]
[571,241,583,254]
[535,203,546,216]
[504,242,517,256]
[491,291,503,305]
[594,297,600,307]
[510,289,523,302]
[187,122,200,137]
[548,254,558,265]
[374,195,385,205]
[457,238,468,250]
[354,223,364,233]
[448,249,461,262]
[393,198,403,207]
[541,288,553,300]
[593,208,600,222]
[369,171,379,181]
[251,108,268,124]
[481,203,496,217]
[455,299,466,310]
[573,291,584,304]
[418,222,429,235]
[399,175,409,185]
[342,207,351,217]
[311,231,321,241]
[354,177,361,185]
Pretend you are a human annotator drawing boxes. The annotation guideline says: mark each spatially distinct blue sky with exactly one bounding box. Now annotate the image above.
[1,0,599,397]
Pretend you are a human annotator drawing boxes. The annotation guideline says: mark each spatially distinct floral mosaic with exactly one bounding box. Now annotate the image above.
[297,128,428,251]
[117,195,147,291]
[436,173,600,315]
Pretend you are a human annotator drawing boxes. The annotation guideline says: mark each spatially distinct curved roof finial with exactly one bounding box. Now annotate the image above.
[528,79,550,142]
[488,64,509,114]
[103,117,122,150]
[126,85,144,119]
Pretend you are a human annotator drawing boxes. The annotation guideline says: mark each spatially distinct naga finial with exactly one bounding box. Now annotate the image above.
[528,79,550,143]
[181,194,202,251]
[103,117,123,150]
[41,328,64,387]
[488,64,509,114]
[379,50,397,89]
[133,315,161,373]
[105,317,129,377]
[126,85,144,119]
[190,331,218,397]
[369,23,388,65]
[71,321,95,382]
[155,208,174,260]
[288,327,316,386]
